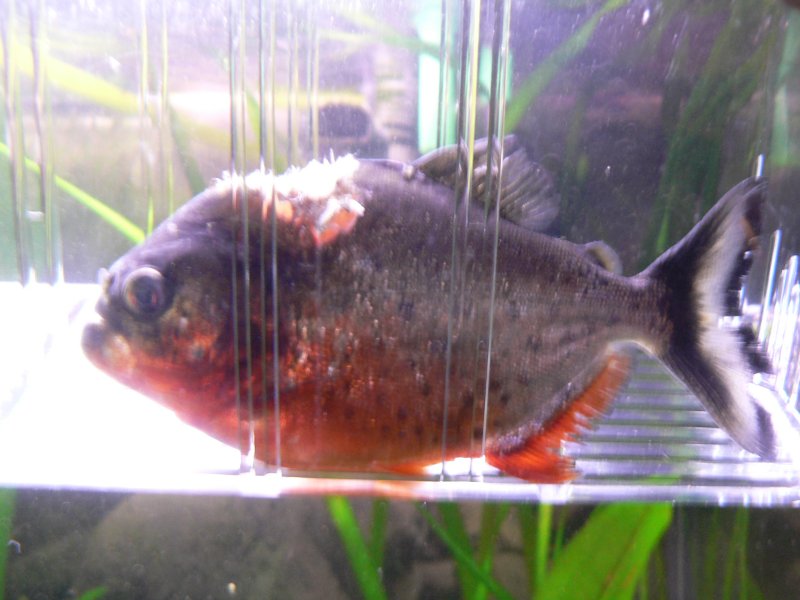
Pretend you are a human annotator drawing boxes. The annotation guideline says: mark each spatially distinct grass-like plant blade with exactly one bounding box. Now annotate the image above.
[417,504,515,600]
[329,11,441,58]
[643,0,779,263]
[168,107,209,196]
[519,504,557,598]
[436,503,476,598]
[76,587,108,600]
[770,11,800,169]
[326,496,387,600]
[368,499,390,570]
[518,505,538,599]
[505,0,629,131]
[536,504,554,587]
[0,40,138,114]
[473,503,510,600]
[722,509,747,600]
[537,503,672,600]
[0,488,15,600]
[0,142,145,245]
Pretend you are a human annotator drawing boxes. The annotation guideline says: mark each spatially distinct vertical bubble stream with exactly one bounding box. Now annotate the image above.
[1,0,31,284]
[29,0,61,285]
[259,0,282,473]
[479,0,512,462]
[307,3,319,160]
[306,6,325,456]
[435,0,453,149]
[438,1,461,478]
[287,8,298,166]
[228,0,255,470]
[461,0,483,473]
[159,0,174,216]
[257,0,268,470]
[440,0,481,477]
[138,0,155,236]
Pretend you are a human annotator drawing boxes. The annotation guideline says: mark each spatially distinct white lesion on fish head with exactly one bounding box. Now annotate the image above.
[212,155,366,248]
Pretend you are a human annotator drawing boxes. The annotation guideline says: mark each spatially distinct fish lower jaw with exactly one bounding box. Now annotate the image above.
[81,322,136,377]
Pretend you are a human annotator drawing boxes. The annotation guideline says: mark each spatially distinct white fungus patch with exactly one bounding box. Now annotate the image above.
[214,155,365,246]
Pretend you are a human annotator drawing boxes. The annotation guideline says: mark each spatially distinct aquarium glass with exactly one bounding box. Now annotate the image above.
[1,0,800,506]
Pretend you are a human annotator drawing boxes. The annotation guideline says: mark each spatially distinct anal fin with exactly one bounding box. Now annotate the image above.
[486,353,631,483]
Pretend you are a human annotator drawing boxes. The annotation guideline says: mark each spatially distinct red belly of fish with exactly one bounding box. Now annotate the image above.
[179,320,631,481]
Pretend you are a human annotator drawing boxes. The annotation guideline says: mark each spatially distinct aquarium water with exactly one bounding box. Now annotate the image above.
[1,0,800,507]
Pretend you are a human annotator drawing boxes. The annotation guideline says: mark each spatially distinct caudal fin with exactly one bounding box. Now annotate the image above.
[643,178,778,458]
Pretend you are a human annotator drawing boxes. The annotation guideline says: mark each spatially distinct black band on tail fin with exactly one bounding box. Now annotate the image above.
[643,178,777,459]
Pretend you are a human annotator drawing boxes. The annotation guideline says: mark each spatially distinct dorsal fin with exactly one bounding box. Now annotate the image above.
[485,353,630,483]
[411,136,504,185]
[411,136,560,232]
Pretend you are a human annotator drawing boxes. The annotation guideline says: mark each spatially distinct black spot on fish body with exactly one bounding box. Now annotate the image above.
[516,373,531,387]
[398,300,414,321]
[499,392,512,406]
[396,406,409,422]
[525,335,542,353]
[428,339,447,355]
[506,300,522,321]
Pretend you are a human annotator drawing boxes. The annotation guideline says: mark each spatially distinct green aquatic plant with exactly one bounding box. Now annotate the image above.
[327,496,389,600]
[418,502,516,600]
[519,503,561,595]
[414,501,672,600]
[643,0,781,263]
[0,489,14,599]
[692,507,764,600]
[538,503,672,600]
[0,39,138,114]
[771,10,800,170]
[0,142,145,245]
[74,587,108,600]
[505,0,630,131]
[326,10,441,58]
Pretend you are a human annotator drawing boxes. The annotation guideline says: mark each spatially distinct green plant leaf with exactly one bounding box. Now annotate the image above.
[0,40,138,114]
[434,503,475,598]
[368,499,390,570]
[537,503,672,600]
[329,11,440,57]
[505,0,629,131]
[76,586,108,600]
[0,488,16,600]
[417,504,515,600]
[474,503,510,600]
[327,496,387,600]
[0,142,145,245]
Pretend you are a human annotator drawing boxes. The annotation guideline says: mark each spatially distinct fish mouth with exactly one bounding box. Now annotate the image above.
[81,320,136,376]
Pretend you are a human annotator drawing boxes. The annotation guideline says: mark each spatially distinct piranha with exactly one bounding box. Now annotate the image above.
[82,137,780,481]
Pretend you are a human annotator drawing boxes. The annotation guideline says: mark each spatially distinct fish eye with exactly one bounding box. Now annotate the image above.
[123,267,168,317]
